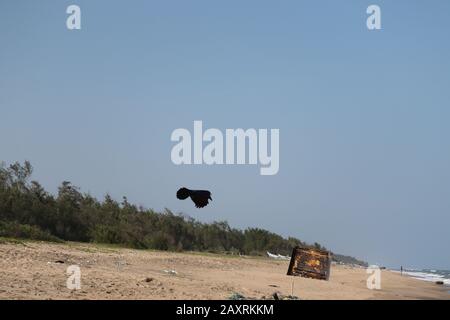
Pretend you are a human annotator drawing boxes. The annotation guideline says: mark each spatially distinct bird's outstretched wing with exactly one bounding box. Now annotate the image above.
[190,190,212,208]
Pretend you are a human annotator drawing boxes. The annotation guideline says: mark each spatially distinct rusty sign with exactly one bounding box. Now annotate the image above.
[287,246,332,280]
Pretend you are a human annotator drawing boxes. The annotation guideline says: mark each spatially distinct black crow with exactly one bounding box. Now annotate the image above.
[176,187,212,208]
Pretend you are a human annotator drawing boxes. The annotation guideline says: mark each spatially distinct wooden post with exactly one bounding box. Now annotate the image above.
[291,278,294,296]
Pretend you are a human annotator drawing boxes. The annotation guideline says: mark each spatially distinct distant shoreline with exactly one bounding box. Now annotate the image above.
[390,269,450,287]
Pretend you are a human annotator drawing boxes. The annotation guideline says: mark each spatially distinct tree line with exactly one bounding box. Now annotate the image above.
[0,161,367,266]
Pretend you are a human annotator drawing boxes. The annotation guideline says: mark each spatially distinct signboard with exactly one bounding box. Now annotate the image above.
[287,246,332,280]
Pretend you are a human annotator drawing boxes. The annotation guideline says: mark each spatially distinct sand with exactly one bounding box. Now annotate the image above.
[0,240,448,300]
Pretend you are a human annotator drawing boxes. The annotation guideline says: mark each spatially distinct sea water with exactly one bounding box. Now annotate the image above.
[397,268,450,286]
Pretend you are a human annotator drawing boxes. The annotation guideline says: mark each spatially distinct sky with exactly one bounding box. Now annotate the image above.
[1,0,449,269]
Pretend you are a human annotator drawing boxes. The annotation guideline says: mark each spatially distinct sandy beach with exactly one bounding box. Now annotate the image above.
[0,240,448,300]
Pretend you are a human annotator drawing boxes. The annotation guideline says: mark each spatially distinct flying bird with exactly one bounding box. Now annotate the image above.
[176,187,212,208]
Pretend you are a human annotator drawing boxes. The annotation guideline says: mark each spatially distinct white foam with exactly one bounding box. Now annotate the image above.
[403,271,449,285]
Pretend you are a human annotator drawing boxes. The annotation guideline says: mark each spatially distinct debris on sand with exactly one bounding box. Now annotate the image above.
[145,277,154,282]
[115,259,127,271]
[269,292,299,300]
[228,292,246,300]
[228,291,300,301]
[163,270,178,275]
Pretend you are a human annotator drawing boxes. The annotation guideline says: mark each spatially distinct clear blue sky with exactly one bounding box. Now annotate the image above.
[1,1,449,269]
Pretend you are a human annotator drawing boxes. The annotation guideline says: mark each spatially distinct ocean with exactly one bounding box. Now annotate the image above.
[399,269,450,286]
